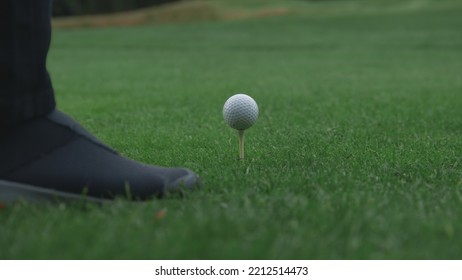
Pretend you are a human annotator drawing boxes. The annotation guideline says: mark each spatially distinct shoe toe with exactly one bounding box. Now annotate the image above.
[165,168,200,192]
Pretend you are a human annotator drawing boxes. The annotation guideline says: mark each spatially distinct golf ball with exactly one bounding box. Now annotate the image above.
[223,94,259,130]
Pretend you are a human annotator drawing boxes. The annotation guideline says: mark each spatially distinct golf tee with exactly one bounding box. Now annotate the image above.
[238,130,245,160]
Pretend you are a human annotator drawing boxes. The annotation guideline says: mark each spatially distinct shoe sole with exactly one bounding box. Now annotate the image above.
[0,169,199,204]
[0,179,111,205]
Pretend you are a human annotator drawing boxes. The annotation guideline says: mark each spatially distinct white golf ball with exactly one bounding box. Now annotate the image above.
[223,94,259,130]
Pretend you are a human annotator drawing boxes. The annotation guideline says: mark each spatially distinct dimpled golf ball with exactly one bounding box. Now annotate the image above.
[223,94,259,130]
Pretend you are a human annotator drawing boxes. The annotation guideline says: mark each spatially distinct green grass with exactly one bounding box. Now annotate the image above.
[1,0,462,259]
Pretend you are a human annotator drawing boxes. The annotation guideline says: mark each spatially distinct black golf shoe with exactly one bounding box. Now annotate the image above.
[0,110,199,203]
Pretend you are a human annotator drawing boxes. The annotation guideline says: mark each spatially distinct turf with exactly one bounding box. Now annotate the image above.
[1,0,462,259]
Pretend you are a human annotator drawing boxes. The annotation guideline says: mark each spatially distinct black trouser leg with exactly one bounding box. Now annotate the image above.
[0,0,56,130]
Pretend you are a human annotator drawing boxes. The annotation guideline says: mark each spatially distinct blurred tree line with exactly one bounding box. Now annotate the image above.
[52,0,182,17]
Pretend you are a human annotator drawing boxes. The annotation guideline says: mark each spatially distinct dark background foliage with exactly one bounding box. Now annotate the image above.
[52,0,182,16]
